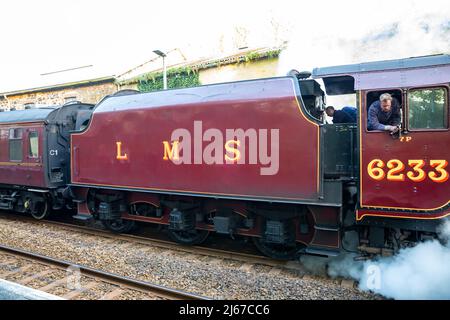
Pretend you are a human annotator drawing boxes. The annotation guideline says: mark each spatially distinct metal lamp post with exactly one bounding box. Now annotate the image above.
[153,50,167,90]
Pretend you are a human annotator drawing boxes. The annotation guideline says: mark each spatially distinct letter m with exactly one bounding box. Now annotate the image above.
[163,140,180,161]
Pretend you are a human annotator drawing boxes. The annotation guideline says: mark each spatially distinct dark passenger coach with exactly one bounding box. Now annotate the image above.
[0,102,93,219]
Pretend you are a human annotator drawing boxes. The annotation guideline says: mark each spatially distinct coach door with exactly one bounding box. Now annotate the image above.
[359,85,450,217]
[22,126,45,187]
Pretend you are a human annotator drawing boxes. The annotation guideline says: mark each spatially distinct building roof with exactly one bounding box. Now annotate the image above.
[116,46,283,85]
[0,107,57,124]
[0,76,115,97]
[312,54,450,78]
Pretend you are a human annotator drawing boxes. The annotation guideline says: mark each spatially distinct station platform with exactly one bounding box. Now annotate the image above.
[0,278,63,300]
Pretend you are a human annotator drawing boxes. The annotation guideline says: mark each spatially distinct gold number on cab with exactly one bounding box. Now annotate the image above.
[367,159,448,183]
[386,159,405,181]
[367,159,385,181]
[428,160,449,183]
[406,160,426,182]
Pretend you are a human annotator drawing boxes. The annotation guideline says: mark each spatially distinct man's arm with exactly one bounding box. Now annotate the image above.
[367,105,386,131]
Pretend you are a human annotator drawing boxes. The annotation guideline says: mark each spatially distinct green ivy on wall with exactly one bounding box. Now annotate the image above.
[120,48,283,91]
[137,67,200,92]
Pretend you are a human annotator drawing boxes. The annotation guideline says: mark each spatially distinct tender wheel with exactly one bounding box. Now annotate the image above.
[30,200,50,220]
[102,219,135,233]
[252,237,303,260]
[167,228,210,245]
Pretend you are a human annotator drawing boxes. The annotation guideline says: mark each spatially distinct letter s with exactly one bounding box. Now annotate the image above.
[225,140,241,163]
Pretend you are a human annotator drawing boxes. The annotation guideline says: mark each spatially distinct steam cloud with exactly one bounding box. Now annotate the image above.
[324,220,450,300]
[277,1,450,75]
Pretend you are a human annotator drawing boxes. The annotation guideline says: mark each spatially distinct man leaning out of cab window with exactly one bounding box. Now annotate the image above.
[367,93,401,133]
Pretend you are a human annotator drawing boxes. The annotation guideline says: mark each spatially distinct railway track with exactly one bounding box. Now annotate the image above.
[0,243,209,300]
[0,213,359,291]
[0,213,300,270]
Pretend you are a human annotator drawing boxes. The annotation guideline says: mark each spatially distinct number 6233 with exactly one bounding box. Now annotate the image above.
[367,159,449,183]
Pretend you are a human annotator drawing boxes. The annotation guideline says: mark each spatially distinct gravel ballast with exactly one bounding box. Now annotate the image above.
[0,216,379,300]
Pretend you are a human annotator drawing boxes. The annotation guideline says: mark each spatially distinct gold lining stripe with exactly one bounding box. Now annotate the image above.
[0,162,41,167]
[357,210,450,221]
[70,181,319,202]
[0,121,45,127]
[360,201,450,212]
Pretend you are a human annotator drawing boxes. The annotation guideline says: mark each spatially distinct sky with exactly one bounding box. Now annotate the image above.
[0,0,449,92]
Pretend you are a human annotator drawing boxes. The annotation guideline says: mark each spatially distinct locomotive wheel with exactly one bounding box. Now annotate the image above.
[102,219,135,233]
[30,200,49,220]
[167,229,210,245]
[252,237,303,260]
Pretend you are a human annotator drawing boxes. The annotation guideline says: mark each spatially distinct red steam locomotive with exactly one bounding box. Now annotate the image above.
[0,54,449,259]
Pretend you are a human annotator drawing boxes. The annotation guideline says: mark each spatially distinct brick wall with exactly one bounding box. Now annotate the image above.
[0,81,117,111]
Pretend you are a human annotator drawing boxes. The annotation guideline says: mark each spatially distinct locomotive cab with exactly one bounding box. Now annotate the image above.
[313,54,450,254]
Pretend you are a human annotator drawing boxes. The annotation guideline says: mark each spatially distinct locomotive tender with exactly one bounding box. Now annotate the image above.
[1,54,449,259]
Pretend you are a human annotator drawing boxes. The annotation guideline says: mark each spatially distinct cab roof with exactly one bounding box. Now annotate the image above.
[312,54,450,94]
[312,54,450,77]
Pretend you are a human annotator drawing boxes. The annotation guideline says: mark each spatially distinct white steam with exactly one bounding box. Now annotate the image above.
[276,0,450,75]
[327,220,450,300]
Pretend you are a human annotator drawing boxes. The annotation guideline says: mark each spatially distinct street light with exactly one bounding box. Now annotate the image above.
[153,50,167,90]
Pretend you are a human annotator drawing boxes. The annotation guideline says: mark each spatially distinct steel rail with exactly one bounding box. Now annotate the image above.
[0,213,289,268]
[0,243,210,300]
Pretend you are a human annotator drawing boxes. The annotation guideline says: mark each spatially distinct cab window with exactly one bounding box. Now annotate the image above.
[408,87,448,130]
[29,131,39,158]
[9,128,23,161]
[365,89,403,132]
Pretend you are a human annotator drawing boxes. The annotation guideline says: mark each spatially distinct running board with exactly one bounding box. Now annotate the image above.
[27,189,49,193]
[314,225,339,232]
[72,214,92,221]
[305,247,341,257]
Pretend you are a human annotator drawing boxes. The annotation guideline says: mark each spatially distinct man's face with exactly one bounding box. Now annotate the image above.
[326,109,334,117]
[381,99,392,112]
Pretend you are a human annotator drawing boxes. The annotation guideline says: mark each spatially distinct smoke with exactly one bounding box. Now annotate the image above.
[276,0,450,75]
[326,219,450,300]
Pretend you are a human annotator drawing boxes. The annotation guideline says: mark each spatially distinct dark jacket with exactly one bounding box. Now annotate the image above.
[341,106,357,122]
[333,110,354,123]
[367,100,401,131]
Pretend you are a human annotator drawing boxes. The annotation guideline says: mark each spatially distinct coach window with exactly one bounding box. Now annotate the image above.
[408,87,448,130]
[29,131,39,158]
[9,128,23,161]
